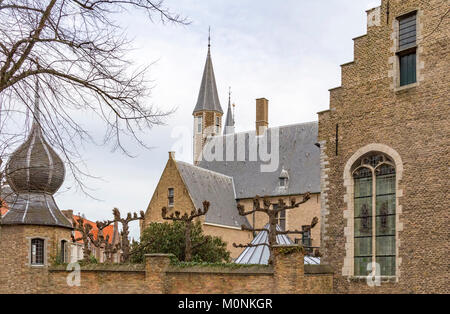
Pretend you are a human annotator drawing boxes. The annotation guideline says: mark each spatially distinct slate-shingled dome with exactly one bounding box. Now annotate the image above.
[6,124,65,194]
[1,84,72,229]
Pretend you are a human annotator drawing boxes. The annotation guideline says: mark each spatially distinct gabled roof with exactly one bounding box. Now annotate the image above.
[193,48,223,114]
[176,161,250,229]
[199,122,321,199]
[234,224,321,265]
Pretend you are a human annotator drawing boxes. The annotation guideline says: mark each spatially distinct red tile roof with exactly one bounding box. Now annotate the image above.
[73,215,115,244]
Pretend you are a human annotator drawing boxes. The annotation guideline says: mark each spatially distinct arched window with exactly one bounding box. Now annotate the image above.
[353,153,396,276]
[31,238,45,265]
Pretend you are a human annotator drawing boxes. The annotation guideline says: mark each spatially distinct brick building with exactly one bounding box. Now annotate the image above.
[318,0,449,293]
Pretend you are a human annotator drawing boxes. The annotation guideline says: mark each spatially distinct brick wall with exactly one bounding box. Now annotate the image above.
[2,245,333,294]
[0,225,72,294]
[318,0,449,293]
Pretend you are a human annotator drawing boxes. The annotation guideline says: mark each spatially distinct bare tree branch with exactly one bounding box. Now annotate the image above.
[0,0,188,196]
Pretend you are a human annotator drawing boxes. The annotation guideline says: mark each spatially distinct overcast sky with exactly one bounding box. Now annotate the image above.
[55,0,381,240]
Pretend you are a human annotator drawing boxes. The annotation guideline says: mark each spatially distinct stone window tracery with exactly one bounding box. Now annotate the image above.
[352,153,396,276]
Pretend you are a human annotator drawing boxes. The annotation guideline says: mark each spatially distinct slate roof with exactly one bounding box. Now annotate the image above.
[235,224,321,265]
[176,161,250,229]
[1,192,72,228]
[193,48,223,114]
[199,122,321,199]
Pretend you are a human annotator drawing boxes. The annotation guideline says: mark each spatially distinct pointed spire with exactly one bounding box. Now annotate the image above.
[193,28,223,115]
[224,87,235,135]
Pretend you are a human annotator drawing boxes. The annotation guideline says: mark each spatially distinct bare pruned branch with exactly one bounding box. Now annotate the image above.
[0,0,188,196]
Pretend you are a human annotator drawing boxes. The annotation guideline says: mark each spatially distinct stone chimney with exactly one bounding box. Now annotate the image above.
[256,98,269,135]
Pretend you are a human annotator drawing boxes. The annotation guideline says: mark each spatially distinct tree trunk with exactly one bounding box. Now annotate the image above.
[268,213,278,265]
[185,221,192,262]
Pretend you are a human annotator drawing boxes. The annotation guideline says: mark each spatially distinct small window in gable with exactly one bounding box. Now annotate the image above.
[168,188,174,207]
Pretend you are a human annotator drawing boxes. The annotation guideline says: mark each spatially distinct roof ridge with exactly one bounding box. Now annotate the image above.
[207,120,318,139]
[176,160,234,180]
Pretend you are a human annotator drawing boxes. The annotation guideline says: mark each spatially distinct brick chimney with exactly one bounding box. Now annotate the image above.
[256,98,269,135]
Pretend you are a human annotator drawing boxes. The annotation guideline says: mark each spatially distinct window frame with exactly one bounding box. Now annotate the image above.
[301,226,312,248]
[352,154,396,277]
[30,238,45,266]
[168,188,174,207]
[396,11,418,87]
[215,116,220,134]
[196,116,203,134]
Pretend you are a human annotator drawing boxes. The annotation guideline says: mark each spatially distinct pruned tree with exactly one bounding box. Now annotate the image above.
[88,220,121,263]
[71,216,94,261]
[0,1,187,195]
[98,208,145,263]
[233,193,318,265]
[161,201,210,262]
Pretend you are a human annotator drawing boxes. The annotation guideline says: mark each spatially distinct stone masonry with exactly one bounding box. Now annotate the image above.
[318,0,449,293]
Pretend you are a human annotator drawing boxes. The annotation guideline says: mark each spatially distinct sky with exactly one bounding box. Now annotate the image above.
[54,0,382,240]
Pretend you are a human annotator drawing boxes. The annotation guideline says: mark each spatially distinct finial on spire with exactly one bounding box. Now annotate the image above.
[34,77,40,124]
[228,86,231,106]
[208,26,211,49]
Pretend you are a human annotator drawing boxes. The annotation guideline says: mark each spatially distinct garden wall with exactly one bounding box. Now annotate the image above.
[43,246,333,294]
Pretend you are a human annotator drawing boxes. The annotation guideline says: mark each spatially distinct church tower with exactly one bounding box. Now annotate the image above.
[193,31,223,164]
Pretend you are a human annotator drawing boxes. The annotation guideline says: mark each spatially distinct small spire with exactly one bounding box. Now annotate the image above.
[224,87,235,135]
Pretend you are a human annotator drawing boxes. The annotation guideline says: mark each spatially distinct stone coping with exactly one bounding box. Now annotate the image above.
[304,265,334,275]
[49,264,145,272]
[167,265,274,275]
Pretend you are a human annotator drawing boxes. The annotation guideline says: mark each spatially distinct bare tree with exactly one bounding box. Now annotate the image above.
[97,207,145,263]
[89,220,121,263]
[0,1,187,195]
[233,193,318,265]
[161,201,210,262]
[72,215,94,261]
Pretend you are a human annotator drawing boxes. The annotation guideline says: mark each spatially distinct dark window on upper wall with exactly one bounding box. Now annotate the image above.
[398,12,417,86]
[168,188,174,207]
[31,239,44,265]
[302,226,312,248]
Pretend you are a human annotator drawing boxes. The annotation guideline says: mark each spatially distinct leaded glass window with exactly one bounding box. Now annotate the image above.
[31,238,44,265]
[353,153,396,276]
